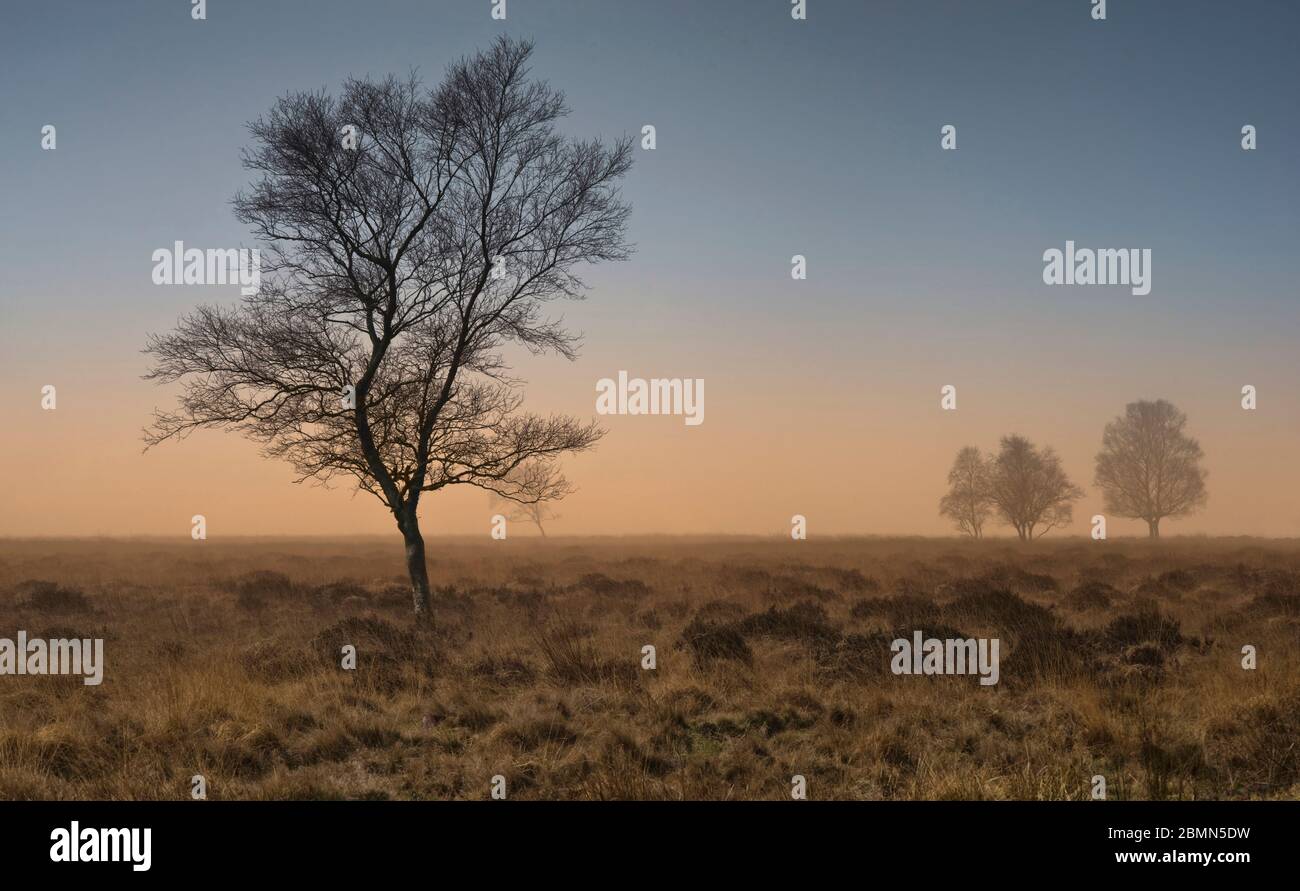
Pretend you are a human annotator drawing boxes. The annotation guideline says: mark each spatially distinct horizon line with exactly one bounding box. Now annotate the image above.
[3,533,1298,543]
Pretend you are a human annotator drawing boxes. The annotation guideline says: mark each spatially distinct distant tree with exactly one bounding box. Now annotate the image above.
[143,38,632,621]
[988,434,1083,540]
[939,446,993,538]
[489,460,569,537]
[1093,399,1207,538]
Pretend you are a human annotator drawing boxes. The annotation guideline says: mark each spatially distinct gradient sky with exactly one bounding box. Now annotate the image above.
[2,0,1298,537]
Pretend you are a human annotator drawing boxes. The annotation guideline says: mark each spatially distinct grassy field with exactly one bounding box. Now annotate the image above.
[0,536,1297,800]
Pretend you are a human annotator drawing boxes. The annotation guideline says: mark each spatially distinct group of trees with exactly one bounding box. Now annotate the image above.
[939,399,1208,540]
[939,436,1081,541]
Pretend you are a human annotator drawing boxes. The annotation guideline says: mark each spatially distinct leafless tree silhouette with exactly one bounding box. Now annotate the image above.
[489,459,568,537]
[143,37,632,620]
[939,445,993,538]
[988,435,1083,540]
[1094,399,1207,538]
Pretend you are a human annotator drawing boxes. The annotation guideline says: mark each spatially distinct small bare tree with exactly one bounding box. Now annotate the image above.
[489,459,568,537]
[988,434,1083,540]
[143,38,632,621]
[939,446,993,538]
[1094,399,1207,538]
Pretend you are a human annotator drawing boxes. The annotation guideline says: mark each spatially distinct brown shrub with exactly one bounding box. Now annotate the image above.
[762,575,838,603]
[679,618,753,668]
[693,599,748,623]
[817,631,896,681]
[734,601,840,651]
[533,621,638,686]
[1104,609,1183,651]
[1064,580,1120,611]
[16,581,92,614]
[308,616,439,693]
[1205,689,1300,794]
[851,594,941,627]
[227,570,296,611]
[575,573,651,598]
[240,638,312,683]
[943,586,1057,634]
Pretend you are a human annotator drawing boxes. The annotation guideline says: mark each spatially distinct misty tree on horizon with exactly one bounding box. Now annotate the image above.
[939,445,993,538]
[489,459,567,537]
[143,37,633,621]
[941,435,1083,540]
[988,435,1084,540]
[1094,399,1208,538]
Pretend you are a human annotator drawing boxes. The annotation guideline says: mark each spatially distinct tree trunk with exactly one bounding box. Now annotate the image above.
[403,525,432,621]
[1147,518,1160,539]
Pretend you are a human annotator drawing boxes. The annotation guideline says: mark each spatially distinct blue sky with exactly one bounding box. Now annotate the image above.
[2,0,1297,536]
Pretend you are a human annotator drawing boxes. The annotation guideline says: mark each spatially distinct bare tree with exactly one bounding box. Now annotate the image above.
[143,37,633,621]
[1094,399,1207,538]
[939,445,993,538]
[988,434,1083,540]
[489,459,568,537]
